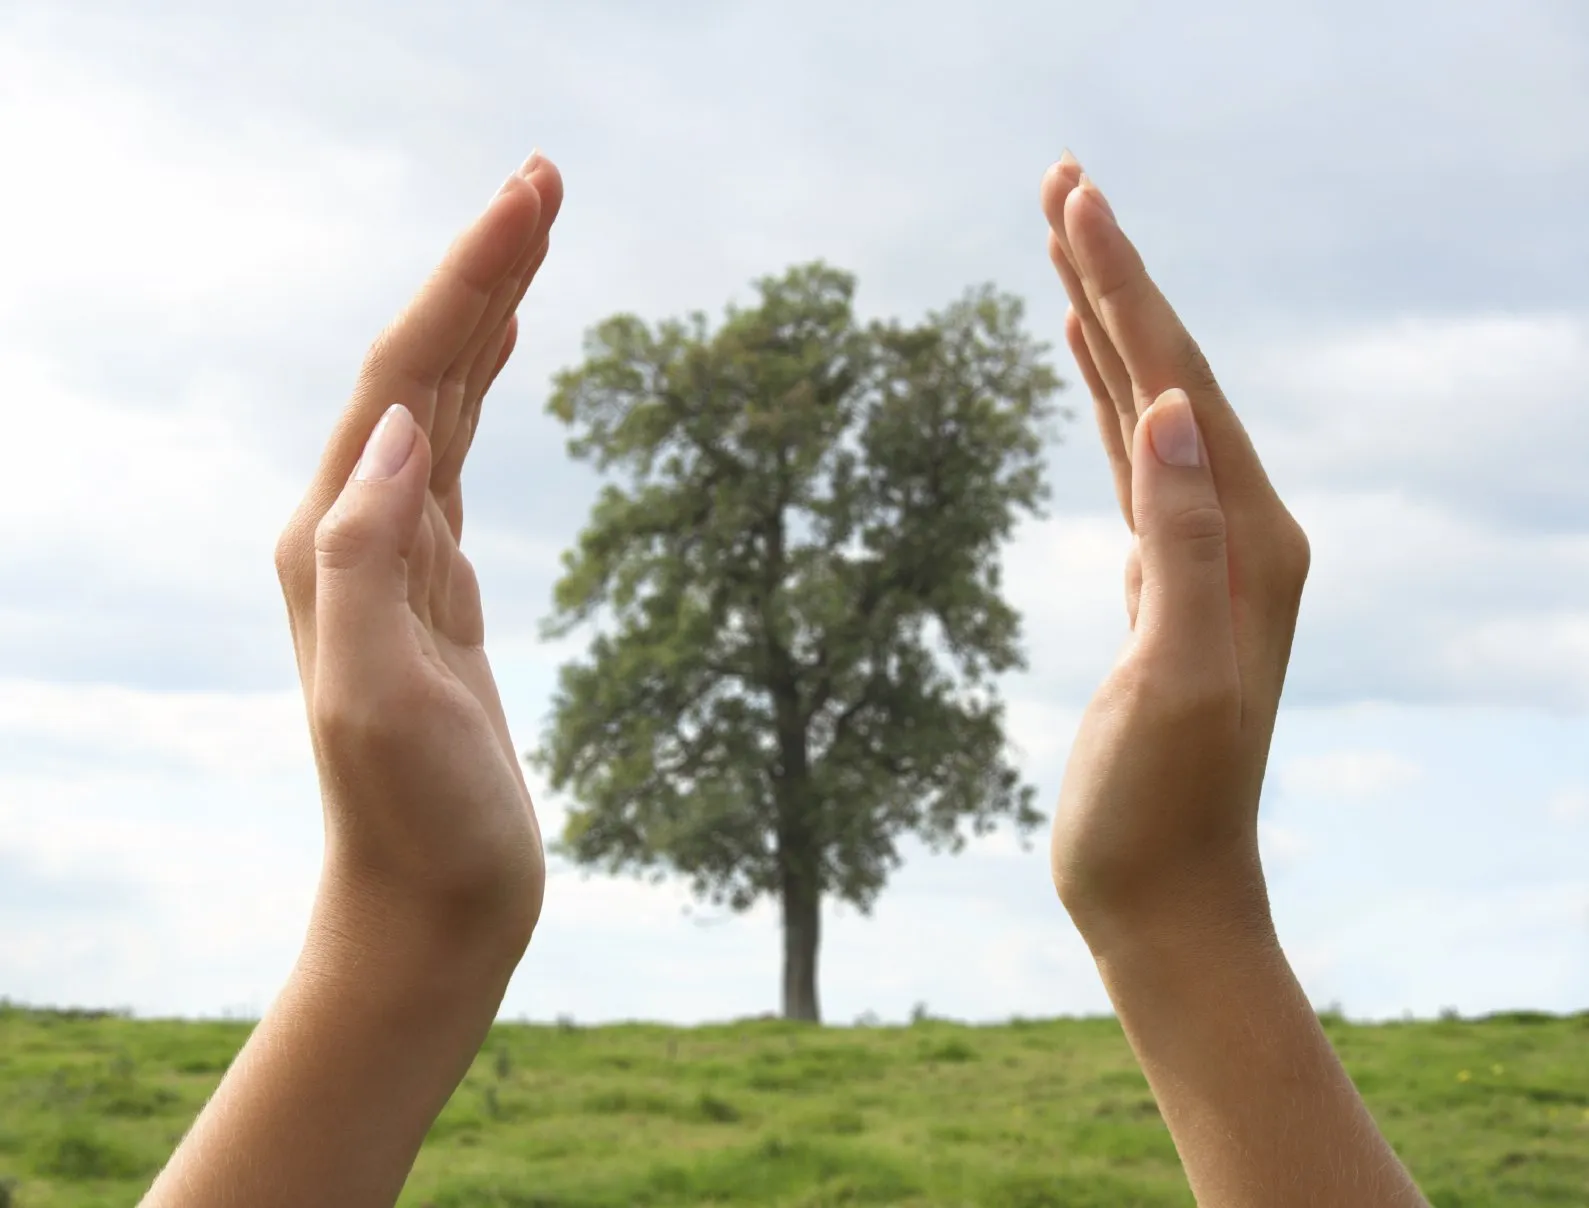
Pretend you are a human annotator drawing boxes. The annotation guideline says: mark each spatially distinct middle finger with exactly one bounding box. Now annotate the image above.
[1042,160,1136,441]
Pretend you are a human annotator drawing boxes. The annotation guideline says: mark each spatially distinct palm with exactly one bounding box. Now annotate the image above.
[409,482,523,789]
[1040,156,1308,924]
[406,467,486,652]
[274,156,563,918]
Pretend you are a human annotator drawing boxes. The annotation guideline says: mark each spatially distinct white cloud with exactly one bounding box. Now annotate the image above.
[1442,615,1589,699]
[1548,787,1589,825]
[1251,314,1589,526]
[1286,488,1589,706]
[1259,821,1312,867]
[1286,880,1589,1021]
[0,340,307,687]
[1279,750,1425,802]
[0,33,411,332]
[1,0,1587,1026]
[1001,696,1085,775]
[1002,513,1132,700]
[0,346,299,599]
[0,764,319,1014]
[0,679,309,777]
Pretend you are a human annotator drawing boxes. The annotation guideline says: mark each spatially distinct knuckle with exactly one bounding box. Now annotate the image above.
[313,504,372,573]
[272,528,298,586]
[361,326,398,384]
[274,511,314,597]
[1164,504,1229,562]
[1175,338,1222,397]
[1171,678,1241,732]
[1269,513,1312,598]
[1118,654,1240,732]
[312,686,390,755]
[1091,273,1133,319]
[312,676,441,765]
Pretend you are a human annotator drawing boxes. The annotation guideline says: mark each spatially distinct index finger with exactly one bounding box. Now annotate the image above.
[309,169,547,508]
[1063,176,1278,506]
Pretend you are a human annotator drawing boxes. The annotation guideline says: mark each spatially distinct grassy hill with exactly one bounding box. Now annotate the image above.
[1,1002,1586,1206]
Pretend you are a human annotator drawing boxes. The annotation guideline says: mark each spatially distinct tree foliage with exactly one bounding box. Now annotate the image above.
[534,263,1065,1018]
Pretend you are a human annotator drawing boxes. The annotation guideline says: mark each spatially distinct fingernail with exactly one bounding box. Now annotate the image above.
[1079,173,1116,224]
[520,147,543,177]
[355,404,417,481]
[1148,390,1201,467]
[1059,147,1081,172]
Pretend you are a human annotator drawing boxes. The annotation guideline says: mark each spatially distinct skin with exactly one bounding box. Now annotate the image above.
[139,151,563,1208]
[138,149,1431,1207]
[1044,153,1429,1207]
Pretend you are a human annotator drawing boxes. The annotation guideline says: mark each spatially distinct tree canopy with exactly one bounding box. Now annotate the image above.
[533,262,1066,1020]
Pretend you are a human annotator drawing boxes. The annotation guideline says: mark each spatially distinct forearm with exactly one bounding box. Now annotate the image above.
[1090,908,1428,1208]
[140,880,520,1208]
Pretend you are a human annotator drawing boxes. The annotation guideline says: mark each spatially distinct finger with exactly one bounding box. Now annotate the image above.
[431,314,519,511]
[1042,159,1135,431]
[305,161,544,514]
[1063,176,1278,505]
[1128,389,1238,693]
[1123,539,1143,631]
[440,484,464,549]
[430,156,563,456]
[1039,153,1085,268]
[463,232,547,410]
[428,228,543,464]
[375,168,543,415]
[487,312,521,390]
[1051,230,1138,454]
[433,234,548,498]
[1068,307,1134,530]
[312,404,433,701]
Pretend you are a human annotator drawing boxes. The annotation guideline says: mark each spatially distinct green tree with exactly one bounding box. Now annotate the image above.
[534,263,1065,1021]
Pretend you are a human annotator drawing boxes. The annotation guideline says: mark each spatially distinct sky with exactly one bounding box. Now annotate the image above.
[1,0,1586,1026]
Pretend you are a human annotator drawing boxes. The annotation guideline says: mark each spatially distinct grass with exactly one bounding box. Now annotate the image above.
[1,1002,1587,1205]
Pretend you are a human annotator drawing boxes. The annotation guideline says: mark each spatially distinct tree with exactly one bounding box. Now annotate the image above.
[533,263,1066,1021]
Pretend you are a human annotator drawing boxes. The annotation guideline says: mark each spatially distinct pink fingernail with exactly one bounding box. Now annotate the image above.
[355,404,417,481]
[1148,390,1201,468]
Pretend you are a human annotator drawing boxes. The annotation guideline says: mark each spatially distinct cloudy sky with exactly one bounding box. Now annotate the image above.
[2,0,1586,1026]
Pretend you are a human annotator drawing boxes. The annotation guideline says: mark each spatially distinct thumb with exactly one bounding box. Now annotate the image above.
[1129,388,1236,670]
[313,403,431,668]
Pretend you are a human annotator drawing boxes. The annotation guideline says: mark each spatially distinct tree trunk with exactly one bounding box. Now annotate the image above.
[780,866,821,1022]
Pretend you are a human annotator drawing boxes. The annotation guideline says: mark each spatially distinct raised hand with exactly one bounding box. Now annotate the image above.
[274,152,563,947]
[1040,154,1427,1208]
[1042,152,1309,940]
[142,152,565,1208]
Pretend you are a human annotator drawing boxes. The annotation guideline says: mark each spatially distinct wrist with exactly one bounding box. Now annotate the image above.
[1074,860,1288,1044]
[1080,886,1427,1208]
[1059,839,1274,962]
[1086,893,1283,999]
[142,865,526,1208]
[305,864,531,1004]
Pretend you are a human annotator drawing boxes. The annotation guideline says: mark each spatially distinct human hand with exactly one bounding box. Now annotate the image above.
[1035,156,1430,1208]
[274,152,564,957]
[1042,152,1311,948]
[143,152,567,1208]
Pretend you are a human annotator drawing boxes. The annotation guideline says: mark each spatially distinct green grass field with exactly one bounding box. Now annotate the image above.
[1,1001,1586,1206]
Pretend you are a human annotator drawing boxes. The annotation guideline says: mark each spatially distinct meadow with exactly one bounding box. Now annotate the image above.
[1,1001,1585,1206]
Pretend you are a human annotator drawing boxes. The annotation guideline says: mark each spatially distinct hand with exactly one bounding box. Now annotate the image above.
[273,152,564,954]
[1036,156,1429,1208]
[144,152,568,1208]
[1042,152,1311,947]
